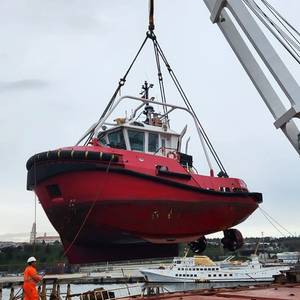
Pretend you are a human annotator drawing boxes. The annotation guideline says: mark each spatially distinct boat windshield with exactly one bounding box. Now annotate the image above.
[108,129,126,149]
[148,132,159,152]
[128,129,145,151]
[98,133,108,146]
[99,123,180,155]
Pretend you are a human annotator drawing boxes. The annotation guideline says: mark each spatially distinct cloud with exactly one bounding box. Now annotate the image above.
[0,80,49,93]
[0,0,299,239]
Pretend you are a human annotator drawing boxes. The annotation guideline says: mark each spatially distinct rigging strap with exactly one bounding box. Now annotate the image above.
[151,34,228,175]
[99,35,149,122]
[78,35,149,146]
[80,1,229,176]
[148,31,168,116]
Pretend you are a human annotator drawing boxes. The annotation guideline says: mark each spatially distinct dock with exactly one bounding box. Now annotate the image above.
[0,280,143,300]
[0,273,144,288]
[1,264,299,299]
[2,281,300,300]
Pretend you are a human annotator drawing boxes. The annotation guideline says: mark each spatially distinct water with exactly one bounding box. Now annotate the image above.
[2,283,141,299]
[148,281,267,292]
[1,281,267,299]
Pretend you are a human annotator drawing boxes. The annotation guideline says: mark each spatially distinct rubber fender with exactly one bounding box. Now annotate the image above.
[101,153,118,162]
[26,150,119,170]
[26,156,35,170]
[71,151,86,160]
[38,151,49,162]
[59,150,73,159]
[87,151,102,160]
[47,150,59,160]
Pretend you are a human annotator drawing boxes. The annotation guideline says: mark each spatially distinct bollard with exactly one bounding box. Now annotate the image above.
[9,287,14,300]
[155,287,159,295]
[41,281,47,300]
[57,284,61,298]
[50,281,57,300]
[66,284,71,300]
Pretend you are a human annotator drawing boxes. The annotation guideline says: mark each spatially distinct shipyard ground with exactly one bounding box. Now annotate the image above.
[130,284,300,300]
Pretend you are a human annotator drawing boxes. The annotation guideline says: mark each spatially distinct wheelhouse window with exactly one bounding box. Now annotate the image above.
[98,133,108,146]
[108,130,126,149]
[148,133,159,152]
[128,129,145,151]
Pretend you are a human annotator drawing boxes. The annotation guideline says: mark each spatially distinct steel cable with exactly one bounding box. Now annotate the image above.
[151,34,168,115]
[261,0,300,41]
[153,37,228,175]
[62,158,113,258]
[79,35,150,145]
[259,208,286,237]
[242,0,300,64]
[259,207,294,237]
[79,8,229,175]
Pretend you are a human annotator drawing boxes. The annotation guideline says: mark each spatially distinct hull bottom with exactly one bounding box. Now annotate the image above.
[64,242,178,264]
[28,156,261,264]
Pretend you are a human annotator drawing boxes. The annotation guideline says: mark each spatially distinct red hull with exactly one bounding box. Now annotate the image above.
[27,146,261,263]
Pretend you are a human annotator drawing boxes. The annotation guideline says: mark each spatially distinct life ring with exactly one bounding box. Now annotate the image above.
[167,151,178,160]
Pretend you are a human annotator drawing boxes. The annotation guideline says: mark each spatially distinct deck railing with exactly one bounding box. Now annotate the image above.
[0,280,169,300]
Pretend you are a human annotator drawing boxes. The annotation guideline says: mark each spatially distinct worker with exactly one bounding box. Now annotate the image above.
[23,257,43,300]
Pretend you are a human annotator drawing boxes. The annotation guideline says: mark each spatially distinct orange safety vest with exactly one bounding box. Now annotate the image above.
[23,265,42,300]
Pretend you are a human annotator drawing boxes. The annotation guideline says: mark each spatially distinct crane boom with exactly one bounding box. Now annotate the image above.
[203,0,300,155]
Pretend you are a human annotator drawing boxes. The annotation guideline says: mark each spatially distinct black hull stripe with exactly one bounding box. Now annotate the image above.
[27,161,262,203]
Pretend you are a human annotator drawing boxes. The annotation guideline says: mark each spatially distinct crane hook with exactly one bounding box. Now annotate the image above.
[149,0,155,31]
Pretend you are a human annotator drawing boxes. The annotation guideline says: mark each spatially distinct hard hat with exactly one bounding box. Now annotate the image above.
[27,256,37,263]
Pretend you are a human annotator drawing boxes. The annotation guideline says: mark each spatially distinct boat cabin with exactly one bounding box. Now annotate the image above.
[98,121,181,156]
[93,98,194,169]
[97,101,188,159]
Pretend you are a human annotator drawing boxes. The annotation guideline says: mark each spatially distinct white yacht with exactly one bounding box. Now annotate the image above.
[141,255,290,283]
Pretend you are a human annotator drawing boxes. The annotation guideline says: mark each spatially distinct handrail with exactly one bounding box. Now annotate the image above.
[77,95,213,174]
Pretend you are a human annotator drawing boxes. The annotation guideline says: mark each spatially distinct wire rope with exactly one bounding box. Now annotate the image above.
[242,0,300,64]
[79,1,229,175]
[153,37,228,175]
[261,0,300,40]
[259,208,286,237]
[62,158,113,257]
[259,207,294,237]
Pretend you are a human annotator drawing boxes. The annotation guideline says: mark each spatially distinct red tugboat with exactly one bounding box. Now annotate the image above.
[26,91,261,263]
[26,4,262,264]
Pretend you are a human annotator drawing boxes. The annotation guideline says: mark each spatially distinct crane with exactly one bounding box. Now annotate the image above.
[203,0,300,155]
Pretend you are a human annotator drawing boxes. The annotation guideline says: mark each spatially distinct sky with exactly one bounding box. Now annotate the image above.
[0,0,299,242]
